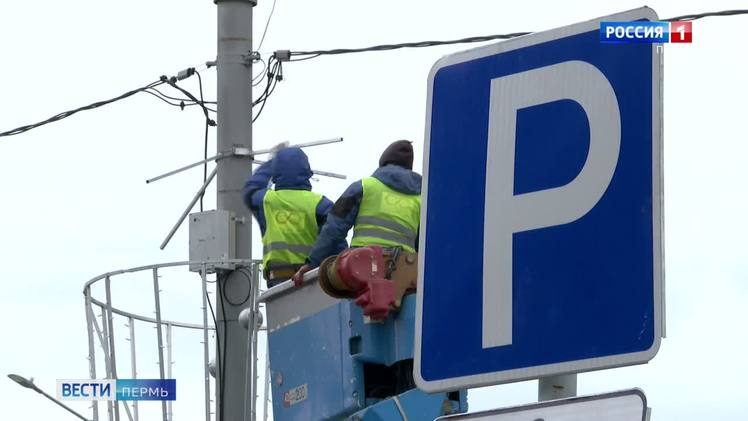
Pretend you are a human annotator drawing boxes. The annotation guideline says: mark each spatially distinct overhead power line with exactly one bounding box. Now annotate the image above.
[0,79,166,138]
[2,8,746,137]
[282,32,531,60]
[142,88,217,113]
[256,0,277,52]
[664,9,748,21]
[252,7,747,120]
[145,86,217,110]
[0,67,216,139]
[276,8,748,61]
[162,72,216,126]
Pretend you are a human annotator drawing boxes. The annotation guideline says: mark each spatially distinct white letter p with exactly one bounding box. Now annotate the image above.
[482,61,621,349]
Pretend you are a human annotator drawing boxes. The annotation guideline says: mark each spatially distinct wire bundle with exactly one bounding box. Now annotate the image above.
[1,8,745,140]
[0,79,166,138]
[277,9,748,62]
[0,70,216,138]
[252,55,283,123]
[284,32,532,61]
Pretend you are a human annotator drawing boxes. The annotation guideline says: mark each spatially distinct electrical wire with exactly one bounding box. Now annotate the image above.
[212,268,251,421]
[206,291,219,333]
[252,56,283,123]
[205,288,221,403]
[3,9,746,138]
[287,53,321,62]
[252,77,277,121]
[280,8,748,62]
[0,65,220,138]
[252,57,277,106]
[144,88,218,112]
[0,79,165,138]
[197,70,210,212]
[204,280,223,421]
[142,89,186,108]
[664,9,748,21]
[285,32,531,60]
[162,75,216,126]
[148,86,217,106]
[256,0,277,52]
[252,57,268,87]
[258,70,281,107]
[189,103,217,113]
[218,274,228,421]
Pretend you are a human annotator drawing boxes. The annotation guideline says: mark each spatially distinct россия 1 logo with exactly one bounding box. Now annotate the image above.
[600,21,692,43]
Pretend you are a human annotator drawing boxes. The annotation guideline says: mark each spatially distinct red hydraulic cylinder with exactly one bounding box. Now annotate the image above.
[334,246,395,320]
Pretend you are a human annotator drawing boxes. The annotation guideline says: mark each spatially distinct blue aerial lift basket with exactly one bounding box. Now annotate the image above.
[259,275,467,420]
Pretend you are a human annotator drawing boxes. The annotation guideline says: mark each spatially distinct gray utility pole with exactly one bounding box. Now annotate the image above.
[216,1,255,420]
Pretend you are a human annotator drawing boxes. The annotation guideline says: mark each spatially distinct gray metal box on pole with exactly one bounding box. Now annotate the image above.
[189,210,237,273]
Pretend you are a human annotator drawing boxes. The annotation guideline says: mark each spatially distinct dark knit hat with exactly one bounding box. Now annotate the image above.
[378,140,414,170]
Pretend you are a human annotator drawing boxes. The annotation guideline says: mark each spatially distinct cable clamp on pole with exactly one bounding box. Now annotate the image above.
[243,51,262,68]
[240,53,255,68]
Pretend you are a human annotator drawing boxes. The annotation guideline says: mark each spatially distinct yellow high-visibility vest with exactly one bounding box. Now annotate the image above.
[262,189,322,269]
[351,177,420,252]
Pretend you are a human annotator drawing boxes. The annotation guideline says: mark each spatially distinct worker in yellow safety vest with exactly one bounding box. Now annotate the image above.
[293,140,421,282]
[242,143,346,287]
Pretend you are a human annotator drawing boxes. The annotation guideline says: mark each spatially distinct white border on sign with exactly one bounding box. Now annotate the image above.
[415,6,664,393]
[437,388,647,420]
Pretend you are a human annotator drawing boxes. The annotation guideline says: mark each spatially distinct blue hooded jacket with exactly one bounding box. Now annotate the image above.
[306,164,422,268]
[241,147,347,256]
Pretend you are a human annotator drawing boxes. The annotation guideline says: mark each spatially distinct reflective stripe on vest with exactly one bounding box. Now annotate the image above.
[351,177,420,252]
[262,242,314,255]
[262,189,322,269]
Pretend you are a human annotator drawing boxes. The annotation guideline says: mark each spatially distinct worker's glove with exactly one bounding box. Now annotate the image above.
[292,264,312,287]
[269,141,290,160]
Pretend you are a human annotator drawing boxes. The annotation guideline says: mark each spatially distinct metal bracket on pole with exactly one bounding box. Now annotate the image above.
[242,51,261,67]
[538,374,577,401]
[146,137,345,184]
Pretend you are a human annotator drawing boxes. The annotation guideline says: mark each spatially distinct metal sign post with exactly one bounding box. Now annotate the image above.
[416,7,664,392]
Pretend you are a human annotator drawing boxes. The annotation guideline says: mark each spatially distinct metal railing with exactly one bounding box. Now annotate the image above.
[82,259,268,421]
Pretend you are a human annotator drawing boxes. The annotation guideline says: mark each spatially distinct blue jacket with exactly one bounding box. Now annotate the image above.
[307,164,422,268]
[241,148,347,254]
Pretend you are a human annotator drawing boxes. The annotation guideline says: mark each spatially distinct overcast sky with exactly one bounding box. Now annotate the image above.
[1,0,747,420]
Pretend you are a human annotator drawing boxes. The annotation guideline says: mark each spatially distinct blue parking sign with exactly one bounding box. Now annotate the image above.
[415,7,664,392]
